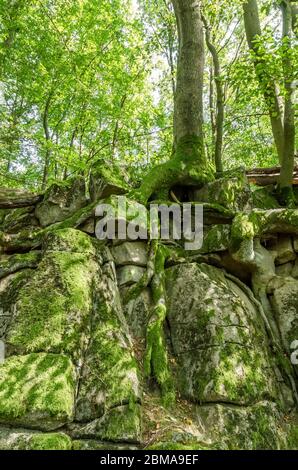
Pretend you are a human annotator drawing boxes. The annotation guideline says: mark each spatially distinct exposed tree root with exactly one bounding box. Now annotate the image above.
[129,136,214,205]
[144,241,175,407]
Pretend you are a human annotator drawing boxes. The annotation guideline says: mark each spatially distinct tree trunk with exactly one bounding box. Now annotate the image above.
[132,0,213,204]
[243,0,284,165]
[172,0,205,146]
[292,3,298,37]
[202,14,224,173]
[278,0,296,203]
[41,94,53,190]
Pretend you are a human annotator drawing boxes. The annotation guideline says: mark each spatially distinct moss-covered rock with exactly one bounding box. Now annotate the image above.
[230,209,298,264]
[252,187,280,210]
[193,168,252,212]
[35,177,87,227]
[165,263,277,404]
[269,278,298,356]
[75,261,141,422]
[89,162,128,202]
[196,401,288,450]
[1,206,39,234]
[0,353,75,430]
[0,251,41,280]
[42,227,97,255]
[70,404,141,443]
[200,224,231,253]
[5,244,97,358]
[0,427,72,450]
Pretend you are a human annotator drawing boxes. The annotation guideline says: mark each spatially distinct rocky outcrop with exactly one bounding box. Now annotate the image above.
[0,172,298,450]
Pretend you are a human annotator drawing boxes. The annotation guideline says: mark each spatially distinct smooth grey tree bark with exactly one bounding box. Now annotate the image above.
[172,0,205,146]
[131,0,213,204]
[278,0,296,200]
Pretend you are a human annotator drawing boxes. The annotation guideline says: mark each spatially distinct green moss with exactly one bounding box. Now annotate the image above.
[252,187,280,210]
[144,244,175,407]
[75,262,141,421]
[0,353,75,428]
[6,249,96,356]
[130,135,214,204]
[147,441,213,450]
[191,343,274,404]
[43,228,96,254]
[29,432,72,450]
[96,404,141,442]
[91,161,128,192]
[286,425,298,450]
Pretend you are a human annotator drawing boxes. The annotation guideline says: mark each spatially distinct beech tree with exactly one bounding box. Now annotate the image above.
[134,0,213,203]
[243,0,297,204]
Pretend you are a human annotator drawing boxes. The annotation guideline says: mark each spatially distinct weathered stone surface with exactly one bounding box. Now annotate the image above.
[1,206,39,234]
[0,188,42,209]
[165,263,277,404]
[75,261,141,423]
[270,278,298,353]
[252,187,280,210]
[89,163,128,202]
[117,265,146,287]
[0,427,72,450]
[272,236,296,265]
[35,177,87,227]
[111,242,148,267]
[42,227,96,255]
[0,353,75,430]
[0,270,32,338]
[121,287,153,337]
[79,217,95,234]
[293,236,298,252]
[70,405,141,443]
[196,401,287,450]
[0,251,41,281]
[230,209,298,265]
[200,224,231,253]
[5,230,98,360]
[275,262,294,277]
[193,169,252,212]
[95,195,148,242]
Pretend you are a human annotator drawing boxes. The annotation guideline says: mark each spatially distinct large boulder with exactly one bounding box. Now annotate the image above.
[35,177,87,227]
[165,263,278,404]
[196,401,287,450]
[192,169,252,212]
[0,353,75,430]
[0,428,72,450]
[4,229,98,359]
[269,278,298,354]
[0,228,141,436]
[74,260,141,423]
[89,163,128,202]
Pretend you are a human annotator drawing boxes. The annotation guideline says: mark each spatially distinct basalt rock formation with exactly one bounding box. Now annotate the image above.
[0,167,298,450]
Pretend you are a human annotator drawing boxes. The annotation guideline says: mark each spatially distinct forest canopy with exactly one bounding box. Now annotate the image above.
[0,0,297,195]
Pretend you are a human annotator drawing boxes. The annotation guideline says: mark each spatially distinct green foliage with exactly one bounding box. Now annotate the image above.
[0,0,296,189]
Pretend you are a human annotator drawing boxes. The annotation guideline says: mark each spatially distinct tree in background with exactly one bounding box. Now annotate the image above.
[243,0,297,204]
